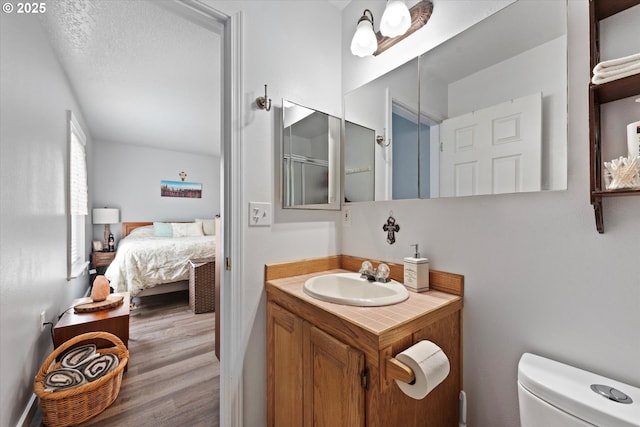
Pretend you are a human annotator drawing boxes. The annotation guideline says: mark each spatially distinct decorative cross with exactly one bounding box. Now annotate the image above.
[179,171,187,182]
[382,215,400,245]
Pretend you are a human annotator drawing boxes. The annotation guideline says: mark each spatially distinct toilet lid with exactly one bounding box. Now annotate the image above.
[518,353,640,427]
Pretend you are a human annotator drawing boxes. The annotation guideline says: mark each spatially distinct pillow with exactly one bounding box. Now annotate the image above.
[195,218,216,236]
[172,222,204,237]
[153,222,173,237]
[128,225,154,238]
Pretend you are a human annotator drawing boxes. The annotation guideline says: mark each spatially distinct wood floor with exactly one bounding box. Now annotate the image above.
[32,291,219,427]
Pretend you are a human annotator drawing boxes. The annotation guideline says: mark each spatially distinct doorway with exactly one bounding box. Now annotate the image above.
[38,1,242,425]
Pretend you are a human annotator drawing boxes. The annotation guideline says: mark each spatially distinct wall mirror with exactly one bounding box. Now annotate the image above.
[344,0,567,202]
[282,100,341,210]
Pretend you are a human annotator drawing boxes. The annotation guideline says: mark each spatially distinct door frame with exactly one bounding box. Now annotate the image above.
[176,1,243,426]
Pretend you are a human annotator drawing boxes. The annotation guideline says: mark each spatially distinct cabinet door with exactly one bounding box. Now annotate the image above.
[267,302,304,427]
[303,323,365,427]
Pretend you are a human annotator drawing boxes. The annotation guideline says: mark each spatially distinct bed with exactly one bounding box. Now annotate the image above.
[104,220,216,297]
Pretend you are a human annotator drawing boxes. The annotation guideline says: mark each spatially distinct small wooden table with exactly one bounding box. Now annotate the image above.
[90,250,116,284]
[54,292,130,350]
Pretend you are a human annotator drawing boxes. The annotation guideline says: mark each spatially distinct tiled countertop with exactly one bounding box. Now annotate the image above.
[266,269,461,337]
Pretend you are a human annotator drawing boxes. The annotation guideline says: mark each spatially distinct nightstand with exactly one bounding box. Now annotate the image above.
[54,292,130,349]
[91,251,116,282]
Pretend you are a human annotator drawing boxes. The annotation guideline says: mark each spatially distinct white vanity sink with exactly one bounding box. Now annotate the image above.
[303,273,409,307]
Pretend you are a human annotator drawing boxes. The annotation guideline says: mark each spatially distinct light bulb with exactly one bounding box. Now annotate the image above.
[350,14,377,57]
[380,0,411,38]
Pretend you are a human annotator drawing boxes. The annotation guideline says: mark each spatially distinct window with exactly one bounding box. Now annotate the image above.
[68,111,88,279]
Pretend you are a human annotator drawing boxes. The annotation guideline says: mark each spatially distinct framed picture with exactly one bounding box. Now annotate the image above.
[92,240,103,251]
[160,180,202,198]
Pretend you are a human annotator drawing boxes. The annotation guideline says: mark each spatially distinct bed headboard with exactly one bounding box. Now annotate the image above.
[122,220,202,238]
[122,222,153,238]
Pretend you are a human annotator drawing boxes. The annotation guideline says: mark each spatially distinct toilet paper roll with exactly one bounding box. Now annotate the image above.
[394,340,450,400]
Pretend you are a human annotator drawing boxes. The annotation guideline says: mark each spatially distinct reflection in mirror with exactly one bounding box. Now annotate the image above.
[390,103,435,199]
[343,0,567,202]
[344,121,375,202]
[422,0,567,198]
[282,100,341,210]
[344,58,419,201]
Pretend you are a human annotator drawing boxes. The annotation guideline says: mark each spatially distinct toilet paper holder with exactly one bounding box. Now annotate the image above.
[386,357,416,384]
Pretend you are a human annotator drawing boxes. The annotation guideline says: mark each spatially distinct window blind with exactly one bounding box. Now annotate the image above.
[70,119,88,215]
[68,111,88,279]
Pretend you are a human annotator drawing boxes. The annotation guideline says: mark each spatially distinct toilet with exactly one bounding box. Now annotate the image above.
[518,353,640,426]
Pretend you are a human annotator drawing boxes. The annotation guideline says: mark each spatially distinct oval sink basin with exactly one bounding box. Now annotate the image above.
[303,273,409,307]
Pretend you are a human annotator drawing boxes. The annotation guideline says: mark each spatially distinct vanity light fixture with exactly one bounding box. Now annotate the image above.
[350,0,433,57]
[350,9,377,57]
[380,0,411,38]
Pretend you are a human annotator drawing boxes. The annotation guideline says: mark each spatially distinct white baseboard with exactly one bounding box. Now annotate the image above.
[15,282,89,427]
[16,393,37,427]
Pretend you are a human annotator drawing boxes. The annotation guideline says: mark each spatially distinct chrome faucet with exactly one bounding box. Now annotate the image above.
[359,261,390,283]
[359,260,376,281]
[376,263,390,282]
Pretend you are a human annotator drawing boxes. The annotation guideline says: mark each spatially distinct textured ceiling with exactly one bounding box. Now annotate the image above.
[40,0,222,156]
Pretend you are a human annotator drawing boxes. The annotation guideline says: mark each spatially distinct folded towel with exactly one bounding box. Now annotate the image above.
[593,59,640,78]
[81,353,119,382]
[593,52,640,73]
[43,368,85,392]
[592,52,640,84]
[60,344,98,369]
[592,63,640,84]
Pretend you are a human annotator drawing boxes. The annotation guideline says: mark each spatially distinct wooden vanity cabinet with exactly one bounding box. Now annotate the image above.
[266,259,463,427]
[267,302,365,427]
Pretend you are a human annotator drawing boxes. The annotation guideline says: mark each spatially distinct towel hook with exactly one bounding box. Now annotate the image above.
[376,128,390,147]
[256,84,272,111]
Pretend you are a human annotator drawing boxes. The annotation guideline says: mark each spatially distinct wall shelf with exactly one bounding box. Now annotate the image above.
[590,74,640,104]
[588,0,640,233]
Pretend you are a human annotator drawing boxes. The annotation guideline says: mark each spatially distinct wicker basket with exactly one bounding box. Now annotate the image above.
[188,257,215,314]
[34,331,129,427]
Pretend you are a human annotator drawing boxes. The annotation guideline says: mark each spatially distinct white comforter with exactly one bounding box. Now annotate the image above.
[105,226,215,295]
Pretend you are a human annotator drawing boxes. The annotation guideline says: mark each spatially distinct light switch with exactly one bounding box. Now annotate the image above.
[343,206,352,226]
[249,202,272,227]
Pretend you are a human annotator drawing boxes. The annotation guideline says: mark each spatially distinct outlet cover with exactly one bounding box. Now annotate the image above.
[249,202,272,227]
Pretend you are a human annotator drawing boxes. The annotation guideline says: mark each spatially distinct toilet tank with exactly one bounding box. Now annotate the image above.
[518,353,640,427]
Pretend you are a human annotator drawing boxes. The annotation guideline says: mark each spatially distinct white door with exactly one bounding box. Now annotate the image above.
[439,92,542,197]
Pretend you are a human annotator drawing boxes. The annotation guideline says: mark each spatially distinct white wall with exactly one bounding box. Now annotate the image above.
[0,13,92,426]
[93,140,220,243]
[342,2,640,427]
[204,2,343,426]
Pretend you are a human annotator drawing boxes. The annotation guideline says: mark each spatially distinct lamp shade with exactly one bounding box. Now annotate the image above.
[380,0,411,38]
[92,208,120,225]
[350,14,378,57]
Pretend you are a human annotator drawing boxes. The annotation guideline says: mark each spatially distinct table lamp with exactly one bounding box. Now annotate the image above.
[92,208,120,249]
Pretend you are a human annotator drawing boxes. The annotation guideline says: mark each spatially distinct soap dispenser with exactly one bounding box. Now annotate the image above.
[403,244,429,292]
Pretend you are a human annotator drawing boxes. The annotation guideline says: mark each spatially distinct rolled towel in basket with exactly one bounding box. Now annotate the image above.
[43,368,85,392]
[60,344,98,369]
[82,353,119,382]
